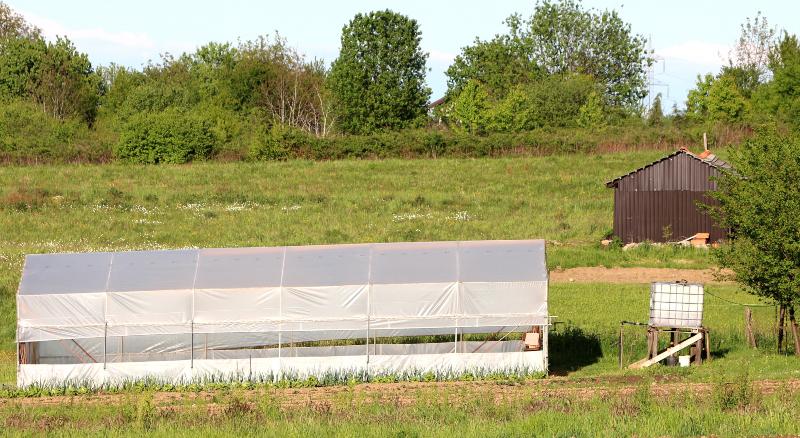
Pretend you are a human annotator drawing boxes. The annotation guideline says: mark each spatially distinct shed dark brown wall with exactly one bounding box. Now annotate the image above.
[611,153,726,243]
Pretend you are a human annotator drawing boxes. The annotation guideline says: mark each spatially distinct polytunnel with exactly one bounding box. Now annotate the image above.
[16,240,549,387]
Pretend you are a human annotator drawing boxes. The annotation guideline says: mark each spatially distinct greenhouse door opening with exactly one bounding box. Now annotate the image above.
[16,240,549,387]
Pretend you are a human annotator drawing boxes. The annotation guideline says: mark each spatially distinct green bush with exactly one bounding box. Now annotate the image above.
[115,110,217,163]
[244,123,753,162]
[249,124,318,161]
[490,74,600,132]
[0,99,102,162]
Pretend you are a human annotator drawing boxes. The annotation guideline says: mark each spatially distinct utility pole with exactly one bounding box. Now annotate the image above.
[645,35,669,111]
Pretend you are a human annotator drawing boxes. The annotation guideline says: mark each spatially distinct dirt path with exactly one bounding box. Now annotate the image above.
[549,267,732,284]
[3,378,797,410]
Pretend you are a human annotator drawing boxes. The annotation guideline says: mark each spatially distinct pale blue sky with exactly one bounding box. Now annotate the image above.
[10,0,799,110]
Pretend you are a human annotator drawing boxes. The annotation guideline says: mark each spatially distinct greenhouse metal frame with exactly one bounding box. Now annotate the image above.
[16,240,549,387]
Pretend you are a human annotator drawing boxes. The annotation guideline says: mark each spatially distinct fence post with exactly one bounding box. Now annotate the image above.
[744,307,756,348]
[618,324,624,368]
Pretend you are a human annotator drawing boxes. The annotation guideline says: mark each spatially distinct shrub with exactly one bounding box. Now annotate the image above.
[115,109,217,164]
[248,124,318,161]
[0,98,101,162]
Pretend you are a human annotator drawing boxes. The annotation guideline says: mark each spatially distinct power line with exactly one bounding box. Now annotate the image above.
[704,289,776,308]
[645,34,669,109]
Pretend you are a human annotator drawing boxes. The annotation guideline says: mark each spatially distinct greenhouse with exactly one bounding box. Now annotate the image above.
[16,240,549,387]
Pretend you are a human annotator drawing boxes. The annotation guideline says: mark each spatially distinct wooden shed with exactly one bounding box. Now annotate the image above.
[606,148,731,244]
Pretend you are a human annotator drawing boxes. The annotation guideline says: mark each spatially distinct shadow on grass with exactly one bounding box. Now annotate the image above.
[711,347,731,360]
[548,326,603,376]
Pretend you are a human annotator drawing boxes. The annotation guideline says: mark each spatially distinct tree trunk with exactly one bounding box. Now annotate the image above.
[777,304,786,353]
[790,305,800,357]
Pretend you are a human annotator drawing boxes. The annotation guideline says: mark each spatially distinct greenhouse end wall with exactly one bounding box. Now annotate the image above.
[17,240,549,387]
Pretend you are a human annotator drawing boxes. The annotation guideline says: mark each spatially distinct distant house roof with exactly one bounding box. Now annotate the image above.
[605,148,732,188]
[428,97,446,109]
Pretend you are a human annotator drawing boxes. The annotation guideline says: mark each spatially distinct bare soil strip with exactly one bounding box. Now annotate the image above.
[3,378,797,411]
[549,267,732,284]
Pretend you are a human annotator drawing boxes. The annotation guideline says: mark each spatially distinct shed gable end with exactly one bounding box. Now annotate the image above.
[615,152,722,192]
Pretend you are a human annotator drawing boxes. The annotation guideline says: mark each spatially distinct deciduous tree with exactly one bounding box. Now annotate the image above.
[446,36,540,98]
[0,1,40,40]
[728,11,777,83]
[711,132,800,354]
[0,35,102,124]
[329,10,431,134]
[766,33,800,129]
[505,0,651,107]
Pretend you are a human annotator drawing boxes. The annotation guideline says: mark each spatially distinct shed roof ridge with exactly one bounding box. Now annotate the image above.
[605,148,730,188]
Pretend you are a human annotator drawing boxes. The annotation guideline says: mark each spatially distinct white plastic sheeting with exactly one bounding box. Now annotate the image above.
[17,240,548,386]
[19,350,546,388]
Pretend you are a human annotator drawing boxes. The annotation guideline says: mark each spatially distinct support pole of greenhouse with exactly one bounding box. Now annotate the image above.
[103,322,107,370]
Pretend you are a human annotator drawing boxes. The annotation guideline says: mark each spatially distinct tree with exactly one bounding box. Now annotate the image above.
[0,35,102,124]
[447,73,599,133]
[494,73,598,130]
[766,33,800,129]
[0,1,40,40]
[577,90,605,128]
[449,80,490,134]
[720,65,761,99]
[685,74,714,120]
[706,75,748,122]
[685,73,748,123]
[445,1,650,108]
[446,35,540,98]
[647,93,664,126]
[710,131,800,355]
[31,37,103,124]
[329,10,431,134]
[728,12,777,83]
[504,0,651,107]
[245,36,335,137]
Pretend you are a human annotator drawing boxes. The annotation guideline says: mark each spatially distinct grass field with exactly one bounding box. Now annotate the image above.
[1,379,799,437]
[0,151,724,352]
[2,151,799,436]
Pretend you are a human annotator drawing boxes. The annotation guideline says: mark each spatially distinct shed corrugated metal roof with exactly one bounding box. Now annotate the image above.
[605,149,731,188]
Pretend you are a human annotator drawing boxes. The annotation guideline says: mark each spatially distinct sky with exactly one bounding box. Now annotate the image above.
[9,0,800,111]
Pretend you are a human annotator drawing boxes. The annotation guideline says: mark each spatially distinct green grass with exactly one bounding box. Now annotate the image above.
[0,152,714,265]
[0,153,721,352]
[1,381,798,437]
[549,283,798,380]
[0,152,798,435]
[1,283,795,387]
[0,152,789,368]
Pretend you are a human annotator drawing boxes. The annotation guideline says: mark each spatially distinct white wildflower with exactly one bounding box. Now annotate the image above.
[225,201,259,212]
[178,203,206,211]
[133,219,163,225]
[392,212,432,222]
[131,205,158,215]
[449,211,472,221]
[90,204,112,212]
